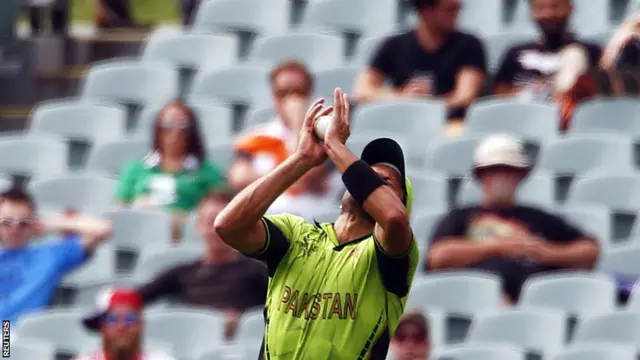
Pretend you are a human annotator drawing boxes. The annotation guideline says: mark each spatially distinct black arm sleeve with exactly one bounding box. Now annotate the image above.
[461,35,488,73]
[245,217,291,277]
[546,211,589,243]
[137,265,183,304]
[374,237,413,298]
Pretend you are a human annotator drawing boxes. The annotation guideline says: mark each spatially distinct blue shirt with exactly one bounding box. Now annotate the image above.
[0,235,88,323]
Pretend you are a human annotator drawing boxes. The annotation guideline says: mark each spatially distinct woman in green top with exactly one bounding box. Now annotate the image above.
[114,101,226,217]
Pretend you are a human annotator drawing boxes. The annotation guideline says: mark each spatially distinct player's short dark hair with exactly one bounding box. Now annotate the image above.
[269,60,314,94]
[411,0,439,10]
[0,186,36,212]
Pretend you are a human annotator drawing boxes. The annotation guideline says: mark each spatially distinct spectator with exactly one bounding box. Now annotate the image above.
[353,0,486,130]
[427,134,599,303]
[179,0,201,26]
[389,310,431,360]
[229,61,337,219]
[114,101,226,239]
[493,0,602,99]
[601,12,640,72]
[95,0,137,29]
[0,187,112,323]
[77,287,176,360]
[137,193,268,340]
[26,0,69,35]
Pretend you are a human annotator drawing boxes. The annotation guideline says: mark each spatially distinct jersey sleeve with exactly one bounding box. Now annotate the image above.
[246,213,306,276]
[114,160,142,203]
[46,235,89,273]
[373,234,420,298]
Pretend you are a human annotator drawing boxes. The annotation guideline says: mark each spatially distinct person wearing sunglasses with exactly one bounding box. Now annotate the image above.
[114,101,226,240]
[229,60,338,220]
[389,311,431,360]
[76,287,176,360]
[0,187,113,324]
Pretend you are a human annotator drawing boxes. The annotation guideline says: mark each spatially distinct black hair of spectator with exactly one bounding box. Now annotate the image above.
[153,100,207,162]
[269,60,315,95]
[0,186,36,212]
[411,0,439,10]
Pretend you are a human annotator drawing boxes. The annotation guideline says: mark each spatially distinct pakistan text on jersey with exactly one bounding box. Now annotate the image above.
[278,286,358,320]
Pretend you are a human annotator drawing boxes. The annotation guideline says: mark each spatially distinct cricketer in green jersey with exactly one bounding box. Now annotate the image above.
[215,88,419,360]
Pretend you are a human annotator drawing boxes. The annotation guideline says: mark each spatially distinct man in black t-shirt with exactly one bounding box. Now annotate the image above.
[494,0,602,99]
[428,134,599,303]
[137,194,268,340]
[353,0,486,123]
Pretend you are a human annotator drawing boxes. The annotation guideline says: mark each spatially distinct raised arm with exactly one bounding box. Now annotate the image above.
[324,89,412,256]
[42,213,113,252]
[213,99,332,254]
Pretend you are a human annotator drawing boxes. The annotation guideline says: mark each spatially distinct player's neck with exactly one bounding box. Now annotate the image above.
[334,213,373,244]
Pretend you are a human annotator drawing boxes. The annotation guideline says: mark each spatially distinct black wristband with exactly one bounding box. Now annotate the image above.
[342,160,385,208]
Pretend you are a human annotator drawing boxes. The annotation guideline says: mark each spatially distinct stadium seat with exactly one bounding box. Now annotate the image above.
[573,311,640,347]
[135,102,233,146]
[351,33,395,65]
[424,137,482,178]
[0,0,19,49]
[456,173,555,208]
[518,272,617,317]
[60,244,117,289]
[134,246,202,282]
[560,205,612,248]
[466,308,567,359]
[85,139,149,177]
[312,206,341,223]
[300,0,396,37]
[0,175,11,192]
[64,276,140,308]
[249,32,344,71]
[0,135,67,180]
[198,344,262,360]
[9,339,56,360]
[407,171,448,210]
[346,133,412,165]
[410,209,446,249]
[484,32,537,71]
[190,65,271,109]
[28,173,117,215]
[627,0,640,17]
[192,0,290,36]
[458,0,504,36]
[145,309,226,359]
[465,101,560,141]
[567,174,640,213]
[583,30,616,48]
[551,344,637,360]
[314,65,360,101]
[29,100,126,146]
[570,98,640,137]
[407,271,502,317]
[81,60,179,110]
[106,209,173,254]
[15,309,100,355]
[235,310,265,343]
[244,107,276,129]
[208,141,236,170]
[142,32,239,73]
[431,344,525,360]
[597,246,640,277]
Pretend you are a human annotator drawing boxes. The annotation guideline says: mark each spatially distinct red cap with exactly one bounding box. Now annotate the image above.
[82,287,143,331]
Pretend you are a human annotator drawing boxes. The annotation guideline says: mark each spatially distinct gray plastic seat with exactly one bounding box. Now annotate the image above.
[29,173,117,215]
[0,135,67,179]
[537,135,635,176]
[465,101,559,141]
[250,32,344,71]
[457,174,554,208]
[573,311,640,347]
[597,246,640,277]
[314,65,360,101]
[15,309,100,355]
[424,137,482,178]
[432,344,525,360]
[192,0,289,36]
[458,0,504,36]
[82,60,179,107]
[567,174,640,213]
[134,246,202,282]
[408,171,448,209]
[484,32,537,71]
[135,102,233,145]
[85,139,149,177]
[466,308,566,358]
[198,344,262,360]
[190,65,271,109]
[142,32,238,72]
[145,309,226,359]
[60,244,116,289]
[551,344,637,360]
[569,99,640,137]
[66,275,140,308]
[411,209,446,249]
[29,100,126,146]
[9,339,56,360]
[312,206,341,223]
[244,107,276,129]
[105,209,173,254]
[582,30,616,48]
[208,141,236,170]
[300,0,396,37]
[560,205,612,249]
[407,271,502,317]
[519,272,617,317]
[351,33,395,65]
[235,310,265,342]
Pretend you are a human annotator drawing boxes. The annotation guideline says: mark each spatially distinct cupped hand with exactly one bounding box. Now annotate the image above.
[323,88,350,146]
[294,98,333,167]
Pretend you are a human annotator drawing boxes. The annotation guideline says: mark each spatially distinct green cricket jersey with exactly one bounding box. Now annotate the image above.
[247,213,420,360]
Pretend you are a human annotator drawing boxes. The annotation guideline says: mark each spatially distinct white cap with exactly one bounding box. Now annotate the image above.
[473,134,530,174]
